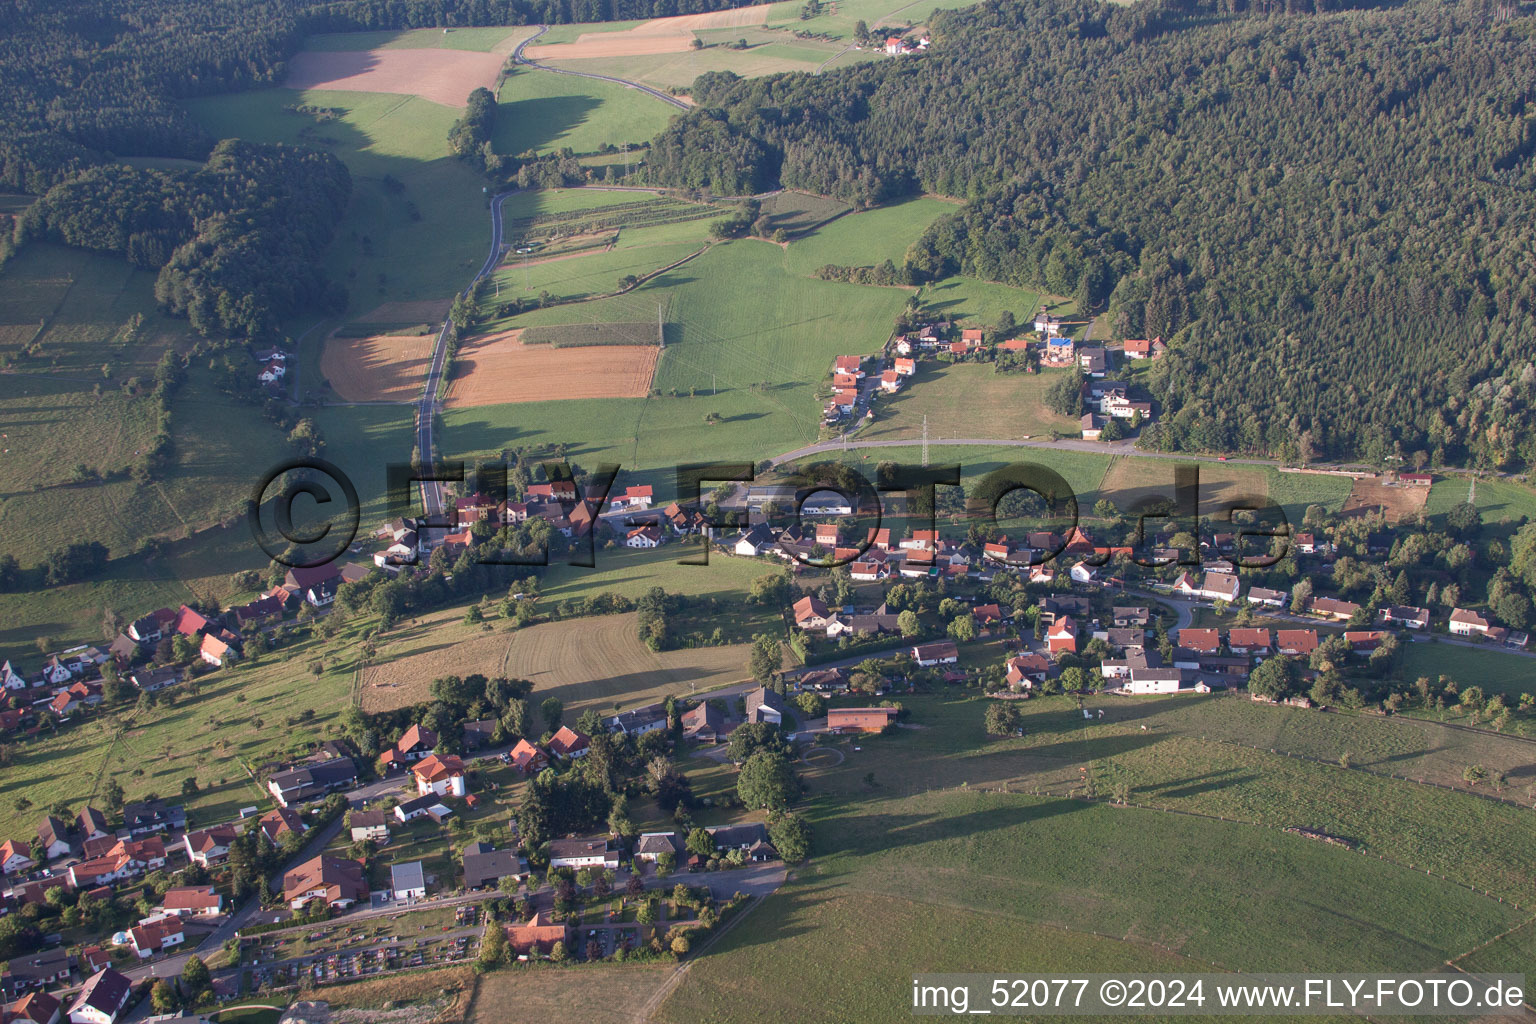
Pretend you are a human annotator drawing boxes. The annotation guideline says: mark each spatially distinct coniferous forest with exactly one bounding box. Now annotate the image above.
[646,0,1536,469]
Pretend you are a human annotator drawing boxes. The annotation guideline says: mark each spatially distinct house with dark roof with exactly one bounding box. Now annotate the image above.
[266,757,357,807]
[632,831,683,863]
[681,701,729,743]
[258,806,306,847]
[7,989,61,1024]
[742,687,786,726]
[462,847,527,889]
[67,968,131,1024]
[37,816,72,861]
[281,855,367,910]
[3,948,72,998]
[121,799,184,836]
[704,823,775,860]
[77,807,110,842]
[547,839,618,870]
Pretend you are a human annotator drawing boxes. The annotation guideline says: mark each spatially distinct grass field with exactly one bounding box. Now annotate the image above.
[763,0,981,40]
[470,964,675,1024]
[0,615,366,841]
[782,195,954,271]
[862,363,1080,442]
[543,41,873,92]
[752,190,853,237]
[482,221,709,310]
[493,66,681,157]
[1425,474,1536,525]
[184,89,491,311]
[1392,640,1536,704]
[919,273,1061,329]
[658,698,1522,1022]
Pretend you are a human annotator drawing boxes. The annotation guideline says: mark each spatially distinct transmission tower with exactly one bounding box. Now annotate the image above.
[922,414,929,467]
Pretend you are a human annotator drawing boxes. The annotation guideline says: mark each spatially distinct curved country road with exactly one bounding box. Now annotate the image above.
[511,25,692,110]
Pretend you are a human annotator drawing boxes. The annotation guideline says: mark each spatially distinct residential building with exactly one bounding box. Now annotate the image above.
[1003,653,1050,690]
[0,841,36,876]
[257,807,305,847]
[911,641,960,666]
[1177,629,1221,654]
[67,969,132,1024]
[347,811,390,844]
[1226,628,1272,654]
[1378,605,1430,630]
[129,917,185,958]
[281,855,368,910]
[547,839,618,871]
[120,799,185,836]
[548,727,591,759]
[792,596,834,630]
[412,754,467,798]
[161,887,222,917]
[742,687,786,726]
[734,524,776,557]
[1309,597,1361,622]
[1275,629,1319,656]
[76,808,110,842]
[603,706,667,737]
[462,847,527,889]
[705,823,776,860]
[4,949,72,998]
[266,757,357,807]
[632,832,683,864]
[508,739,548,773]
[8,990,62,1024]
[1449,608,1493,636]
[1046,617,1079,654]
[391,861,427,901]
[1247,587,1287,608]
[393,795,448,824]
[505,910,568,956]
[681,701,728,743]
[1125,667,1187,695]
[36,817,72,861]
[182,824,239,867]
[826,707,898,733]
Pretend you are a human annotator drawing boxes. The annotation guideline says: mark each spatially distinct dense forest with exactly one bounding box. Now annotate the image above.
[0,0,743,337]
[646,0,1536,469]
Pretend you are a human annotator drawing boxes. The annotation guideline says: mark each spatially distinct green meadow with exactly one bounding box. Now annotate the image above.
[493,66,681,157]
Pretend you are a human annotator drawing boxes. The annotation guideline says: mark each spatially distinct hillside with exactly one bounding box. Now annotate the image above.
[644,0,1536,468]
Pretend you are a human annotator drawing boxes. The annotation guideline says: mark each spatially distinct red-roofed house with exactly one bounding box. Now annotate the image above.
[170,605,209,637]
[0,839,36,875]
[162,886,222,917]
[129,916,185,959]
[508,739,547,774]
[548,726,591,760]
[894,357,916,376]
[1047,616,1079,654]
[1004,653,1050,690]
[506,910,569,956]
[412,754,467,798]
[1226,628,1272,654]
[8,990,61,1024]
[182,824,239,867]
[1177,629,1221,654]
[1275,629,1319,656]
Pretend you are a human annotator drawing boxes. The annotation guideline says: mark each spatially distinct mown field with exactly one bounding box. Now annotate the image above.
[1392,641,1536,707]
[781,195,953,271]
[763,0,981,40]
[470,964,675,1024]
[493,66,681,157]
[303,25,535,51]
[919,273,1059,328]
[1100,457,1354,527]
[543,39,878,92]
[1425,474,1536,525]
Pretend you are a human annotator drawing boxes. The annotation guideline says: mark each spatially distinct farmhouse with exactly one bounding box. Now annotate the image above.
[1126,667,1188,695]
[734,524,777,556]
[604,706,667,737]
[1175,571,1241,602]
[0,840,35,876]
[826,707,898,733]
[792,595,834,630]
[911,641,959,666]
[36,816,72,861]
[624,525,663,548]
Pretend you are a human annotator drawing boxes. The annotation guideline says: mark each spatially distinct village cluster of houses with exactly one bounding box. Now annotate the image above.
[1,960,139,1024]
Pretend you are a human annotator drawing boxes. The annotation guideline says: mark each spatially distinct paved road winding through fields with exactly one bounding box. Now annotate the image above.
[511,26,692,110]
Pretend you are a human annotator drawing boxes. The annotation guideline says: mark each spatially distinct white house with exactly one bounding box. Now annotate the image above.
[128,917,185,959]
[1069,563,1098,584]
[391,860,427,901]
[68,969,133,1024]
[734,525,776,556]
[548,838,619,871]
[1449,608,1492,636]
[624,526,663,548]
[1125,668,1186,695]
[411,754,467,798]
[911,641,959,666]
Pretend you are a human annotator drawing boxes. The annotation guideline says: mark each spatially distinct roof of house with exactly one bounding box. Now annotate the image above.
[547,838,611,860]
[130,916,184,950]
[509,739,546,769]
[282,855,367,905]
[10,989,62,1024]
[792,595,830,622]
[462,848,526,888]
[185,824,238,854]
[912,640,960,659]
[1227,628,1272,647]
[37,815,69,850]
[681,701,727,734]
[70,969,132,1020]
[1450,607,1492,628]
[1177,628,1221,652]
[259,806,305,843]
[411,754,465,785]
[163,886,221,911]
[1275,629,1320,653]
[634,832,683,857]
[391,860,426,893]
[548,727,590,756]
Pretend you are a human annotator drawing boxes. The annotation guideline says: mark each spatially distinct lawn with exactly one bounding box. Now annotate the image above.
[469,963,675,1024]
[183,88,491,312]
[493,66,681,157]
[764,0,982,40]
[861,362,1080,443]
[1425,475,1536,526]
[1099,456,1351,526]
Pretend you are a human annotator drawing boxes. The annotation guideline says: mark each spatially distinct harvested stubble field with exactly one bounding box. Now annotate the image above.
[360,608,754,714]
[1341,474,1430,522]
[469,963,675,1024]
[320,329,435,402]
[283,48,505,107]
[524,4,776,59]
[444,328,658,407]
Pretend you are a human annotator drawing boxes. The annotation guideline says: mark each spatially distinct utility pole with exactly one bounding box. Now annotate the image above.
[657,303,665,349]
[922,414,929,468]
